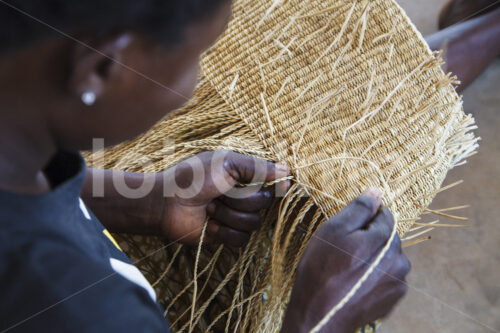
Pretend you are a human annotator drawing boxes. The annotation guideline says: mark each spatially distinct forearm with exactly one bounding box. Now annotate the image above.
[82,168,164,235]
[425,8,500,92]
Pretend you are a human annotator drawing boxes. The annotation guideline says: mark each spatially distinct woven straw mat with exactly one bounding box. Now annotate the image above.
[85,0,478,332]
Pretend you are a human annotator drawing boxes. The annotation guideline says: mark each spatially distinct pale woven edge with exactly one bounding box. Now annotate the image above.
[390,0,439,64]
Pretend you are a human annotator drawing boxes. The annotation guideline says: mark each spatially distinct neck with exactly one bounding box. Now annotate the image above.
[0,46,59,194]
[0,128,55,195]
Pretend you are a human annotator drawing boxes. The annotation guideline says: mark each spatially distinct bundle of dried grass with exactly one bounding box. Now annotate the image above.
[85,0,478,331]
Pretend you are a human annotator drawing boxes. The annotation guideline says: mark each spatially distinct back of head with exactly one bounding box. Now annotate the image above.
[0,0,228,54]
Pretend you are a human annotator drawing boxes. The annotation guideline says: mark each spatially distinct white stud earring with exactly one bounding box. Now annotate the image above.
[81,91,96,106]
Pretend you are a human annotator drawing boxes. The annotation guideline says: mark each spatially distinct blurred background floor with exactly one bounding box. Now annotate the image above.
[383,1,500,332]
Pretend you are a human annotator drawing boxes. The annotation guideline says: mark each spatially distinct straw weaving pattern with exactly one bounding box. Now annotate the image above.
[85,0,478,331]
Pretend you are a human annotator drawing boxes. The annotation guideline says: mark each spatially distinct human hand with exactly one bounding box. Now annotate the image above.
[160,150,290,247]
[282,188,410,332]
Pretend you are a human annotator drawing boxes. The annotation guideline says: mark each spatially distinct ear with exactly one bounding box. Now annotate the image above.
[68,34,132,103]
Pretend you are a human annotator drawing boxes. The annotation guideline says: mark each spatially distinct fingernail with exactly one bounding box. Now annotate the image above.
[276,164,290,177]
[362,187,383,212]
[208,222,220,235]
[363,187,382,198]
[276,179,291,195]
[206,202,216,215]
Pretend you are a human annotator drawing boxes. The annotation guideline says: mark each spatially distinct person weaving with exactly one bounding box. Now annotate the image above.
[1,0,497,331]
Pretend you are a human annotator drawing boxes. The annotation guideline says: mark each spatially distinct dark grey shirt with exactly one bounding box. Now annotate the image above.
[0,152,170,332]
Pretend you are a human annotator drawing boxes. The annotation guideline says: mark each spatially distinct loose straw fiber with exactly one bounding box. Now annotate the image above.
[85,0,478,331]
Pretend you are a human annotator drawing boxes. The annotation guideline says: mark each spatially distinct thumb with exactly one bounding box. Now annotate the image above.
[223,151,290,184]
[325,187,383,235]
[211,151,290,195]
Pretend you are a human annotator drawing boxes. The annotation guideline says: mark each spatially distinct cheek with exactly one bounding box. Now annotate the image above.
[173,62,200,102]
[125,63,200,135]
[96,60,200,145]
[151,62,199,118]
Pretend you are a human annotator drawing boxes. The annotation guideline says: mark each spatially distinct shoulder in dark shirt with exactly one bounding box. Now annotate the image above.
[0,151,170,332]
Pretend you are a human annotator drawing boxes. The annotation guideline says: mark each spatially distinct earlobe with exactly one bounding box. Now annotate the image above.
[68,33,132,106]
[81,91,96,106]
